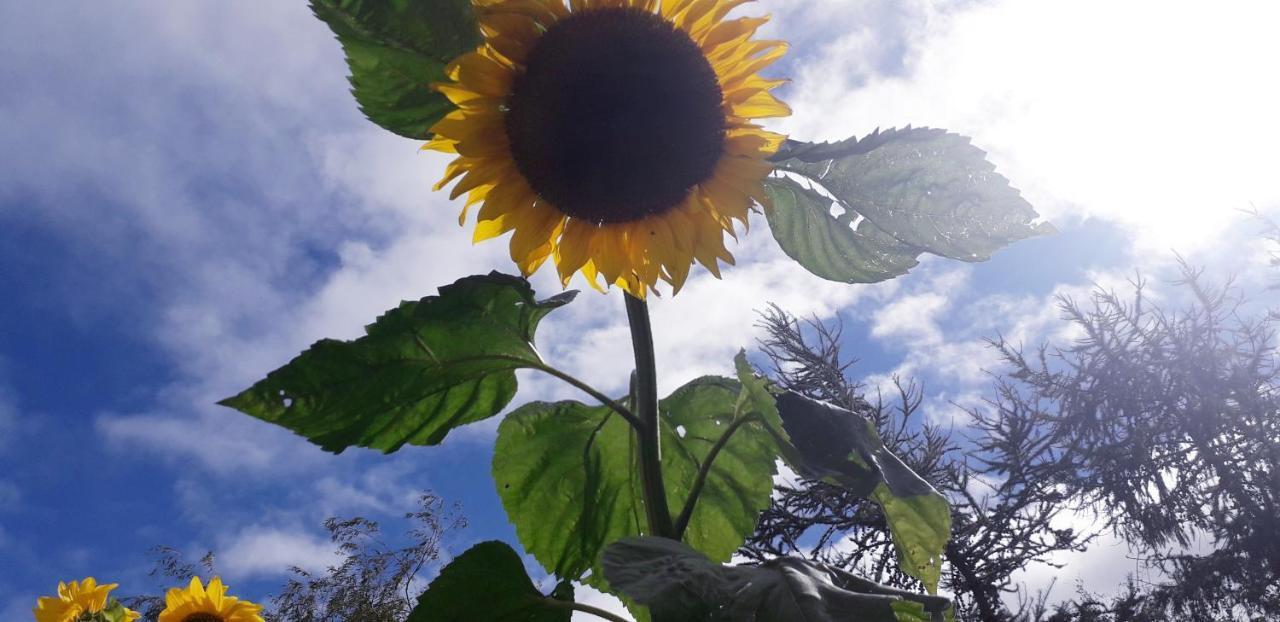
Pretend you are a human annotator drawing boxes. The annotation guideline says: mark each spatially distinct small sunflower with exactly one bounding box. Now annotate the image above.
[33,578,139,622]
[157,577,263,622]
[428,0,790,298]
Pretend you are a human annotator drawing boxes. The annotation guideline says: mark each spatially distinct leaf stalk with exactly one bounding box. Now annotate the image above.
[530,363,643,430]
[673,415,753,538]
[540,597,632,622]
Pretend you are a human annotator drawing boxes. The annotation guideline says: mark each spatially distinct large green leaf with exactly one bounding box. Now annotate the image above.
[766,127,1053,283]
[602,537,952,622]
[492,365,782,593]
[775,391,952,594]
[409,540,573,622]
[311,0,482,139]
[220,273,574,454]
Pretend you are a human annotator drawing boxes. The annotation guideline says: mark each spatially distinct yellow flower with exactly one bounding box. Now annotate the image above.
[33,578,139,622]
[429,0,790,298]
[157,577,263,622]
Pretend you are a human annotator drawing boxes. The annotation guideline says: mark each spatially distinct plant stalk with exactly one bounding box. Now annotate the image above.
[624,293,677,539]
[541,598,632,622]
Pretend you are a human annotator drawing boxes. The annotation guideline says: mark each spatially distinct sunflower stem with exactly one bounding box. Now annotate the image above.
[625,293,677,540]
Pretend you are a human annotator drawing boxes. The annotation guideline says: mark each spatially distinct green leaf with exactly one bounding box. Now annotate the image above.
[767,127,1053,283]
[602,537,952,622]
[492,399,638,582]
[492,375,781,596]
[311,0,482,139]
[409,540,572,622]
[220,272,575,454]
[663,374,781,563]
[763,176,921,284]
[775,391,952,594]
[734,350,781,428]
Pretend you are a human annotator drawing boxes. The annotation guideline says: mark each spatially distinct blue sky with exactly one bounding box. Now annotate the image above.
[2,0,1279,618]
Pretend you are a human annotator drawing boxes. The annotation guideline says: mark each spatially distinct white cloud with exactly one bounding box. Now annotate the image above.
[870,267,968,345]
[774,0,1280,254]
[219,526,341,579]
[1008,511,1148,608]
[97,406,317,477]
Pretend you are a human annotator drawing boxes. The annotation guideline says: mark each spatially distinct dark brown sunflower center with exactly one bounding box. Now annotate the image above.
[505,7,725,224]
[180,614,224,622]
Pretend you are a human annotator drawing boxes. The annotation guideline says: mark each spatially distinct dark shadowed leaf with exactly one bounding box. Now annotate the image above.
[220,273,574,454]
[775,391,952,593]
[767,127,1052,283]
[603,537,951,622]
[311,0,482,139]
[492,362,784,609]
[409,540,571,622]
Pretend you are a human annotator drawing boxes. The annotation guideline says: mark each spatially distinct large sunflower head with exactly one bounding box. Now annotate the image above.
[428,0,790,298]
[33,578,139,622]
[157,577,263,622]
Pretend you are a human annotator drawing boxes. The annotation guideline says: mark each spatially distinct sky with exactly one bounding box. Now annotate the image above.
[2,0,1279,619]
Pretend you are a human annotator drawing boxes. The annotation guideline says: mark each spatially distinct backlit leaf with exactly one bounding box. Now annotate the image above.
[767,127,1053,283]
[763,176,921,283]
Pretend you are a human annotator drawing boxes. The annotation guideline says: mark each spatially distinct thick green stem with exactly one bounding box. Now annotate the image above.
[625,293,677,539]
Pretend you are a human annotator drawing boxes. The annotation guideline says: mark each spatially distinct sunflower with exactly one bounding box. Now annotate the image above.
[33,578,139,622]
[428,0,790,298]
[157,577,263,622]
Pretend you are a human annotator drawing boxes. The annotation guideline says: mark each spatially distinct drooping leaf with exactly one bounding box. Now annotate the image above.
[602,537,952,622]
[310,0,482,139]
[220,273,575,454]
[775,391,952,593]
[763,176,921,283]
[767,127,1053,283]
[408,540,572,622]
[492,373,782,597]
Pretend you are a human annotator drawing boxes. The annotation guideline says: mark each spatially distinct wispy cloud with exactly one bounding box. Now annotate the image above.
[219,526,341,580]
